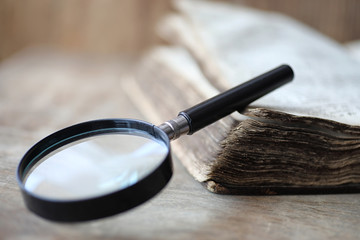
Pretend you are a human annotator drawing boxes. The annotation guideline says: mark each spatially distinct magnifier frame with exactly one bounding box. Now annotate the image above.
[17,119,172,222]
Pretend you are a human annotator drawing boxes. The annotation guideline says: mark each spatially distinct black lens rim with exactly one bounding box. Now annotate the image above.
[16,119,172,222]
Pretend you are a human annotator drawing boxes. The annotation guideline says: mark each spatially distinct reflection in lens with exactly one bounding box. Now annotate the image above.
[24,133,168,200]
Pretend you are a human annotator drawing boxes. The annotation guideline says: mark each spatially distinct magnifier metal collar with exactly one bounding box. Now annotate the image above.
[17,119,172,222]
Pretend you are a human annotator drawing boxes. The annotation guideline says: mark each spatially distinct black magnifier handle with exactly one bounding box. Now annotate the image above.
[159,65,294,139]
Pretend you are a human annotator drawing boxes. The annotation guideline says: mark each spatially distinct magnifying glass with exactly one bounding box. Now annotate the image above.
[17,65,294,222]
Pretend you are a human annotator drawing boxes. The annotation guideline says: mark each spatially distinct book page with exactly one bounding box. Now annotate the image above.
[137,45,360,192]
[160,0,360,126]
[138,0,360,192]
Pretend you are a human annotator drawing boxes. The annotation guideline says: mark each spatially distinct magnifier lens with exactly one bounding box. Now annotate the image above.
[24,132,168,200]
[18,119,172,221]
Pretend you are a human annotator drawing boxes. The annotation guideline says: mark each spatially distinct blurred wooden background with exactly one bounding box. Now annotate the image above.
[0,0,359,61]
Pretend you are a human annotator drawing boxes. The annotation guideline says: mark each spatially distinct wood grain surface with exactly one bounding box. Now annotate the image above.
[0,49,359,240]
[1,0,360,62]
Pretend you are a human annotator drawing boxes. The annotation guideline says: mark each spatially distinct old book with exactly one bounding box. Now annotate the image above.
[130,0,360,194]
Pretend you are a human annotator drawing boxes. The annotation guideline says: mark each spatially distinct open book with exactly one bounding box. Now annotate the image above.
[131,0,360,194]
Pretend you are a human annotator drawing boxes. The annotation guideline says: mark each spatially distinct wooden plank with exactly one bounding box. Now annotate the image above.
[0,0,172,61]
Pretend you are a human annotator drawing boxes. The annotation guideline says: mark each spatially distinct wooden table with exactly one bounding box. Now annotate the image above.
[0,49,359,240]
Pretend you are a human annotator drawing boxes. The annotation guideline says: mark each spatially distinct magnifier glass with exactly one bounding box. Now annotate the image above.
[17,65,294,222]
